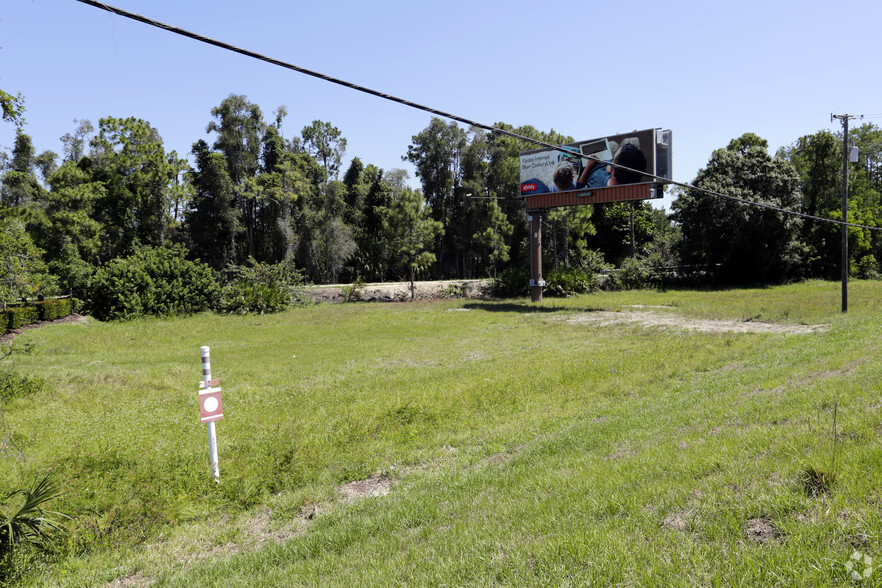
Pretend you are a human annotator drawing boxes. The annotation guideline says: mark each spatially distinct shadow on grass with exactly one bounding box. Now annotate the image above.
[462,301,605,314]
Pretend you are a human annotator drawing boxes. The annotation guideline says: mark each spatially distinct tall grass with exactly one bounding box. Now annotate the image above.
[3,281,882,585]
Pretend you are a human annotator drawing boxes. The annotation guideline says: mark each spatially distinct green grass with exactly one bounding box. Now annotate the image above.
[3,280,882,585]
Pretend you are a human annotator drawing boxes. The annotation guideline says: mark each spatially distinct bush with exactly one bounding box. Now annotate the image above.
[0,343,44,402]
[217,259,308,314]
[0,369,43,402]
[341,278,366,303]
[48,241,95,299]
[606,258,660,291]
[0,298,72,333]
[35,298,72,322]
[488,267,530,298]
[441,283,465,298]
[216,281,290,315]
[89,245,219,321]
[855,255,881,280]
[490,266,601,299]
[5,306,38,330]
[545,267,599,297]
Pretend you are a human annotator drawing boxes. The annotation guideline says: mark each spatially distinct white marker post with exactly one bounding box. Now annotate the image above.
[200,346,222,483]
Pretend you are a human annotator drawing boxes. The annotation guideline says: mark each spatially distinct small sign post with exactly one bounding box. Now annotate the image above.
[200,346,222,483]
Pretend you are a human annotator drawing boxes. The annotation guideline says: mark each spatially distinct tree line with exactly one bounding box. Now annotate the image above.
[2,91,882,314]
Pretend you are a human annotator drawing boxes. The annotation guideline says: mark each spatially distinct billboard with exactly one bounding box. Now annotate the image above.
[519,128,672,197]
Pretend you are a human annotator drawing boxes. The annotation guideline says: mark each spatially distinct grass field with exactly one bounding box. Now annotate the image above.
[3,280,882,586]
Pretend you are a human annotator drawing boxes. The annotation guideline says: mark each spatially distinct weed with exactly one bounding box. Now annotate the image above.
[800,465,837,497]
[801,401,840,496]
[441,283,464,298]
[845,551,875,583]
[342,278,365,303]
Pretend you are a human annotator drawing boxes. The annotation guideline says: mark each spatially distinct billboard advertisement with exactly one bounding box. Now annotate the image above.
[519,128,672,197]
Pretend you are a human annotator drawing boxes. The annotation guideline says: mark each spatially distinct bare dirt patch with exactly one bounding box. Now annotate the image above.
[799,357,870,384]
[605,443,638,461]
[337,475,392,501]
[746,518,781,542]
[662,513,689,533]
[561,310,828,335]
[479,452,509,467]
[239,507,306,547]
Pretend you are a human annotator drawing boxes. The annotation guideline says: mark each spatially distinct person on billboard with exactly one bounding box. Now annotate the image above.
[550,161,578,192]
[576,157,611,188]
[606,142,647,186]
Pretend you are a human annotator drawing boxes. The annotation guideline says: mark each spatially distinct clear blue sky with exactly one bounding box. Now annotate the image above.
[2,0,880,210]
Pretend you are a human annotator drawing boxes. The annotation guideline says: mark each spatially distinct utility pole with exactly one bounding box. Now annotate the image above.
[832,113,857,313]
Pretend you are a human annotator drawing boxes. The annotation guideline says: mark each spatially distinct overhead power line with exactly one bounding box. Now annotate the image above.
[74,0,882,233]
[657,177,881,232]
[73,1,545,146]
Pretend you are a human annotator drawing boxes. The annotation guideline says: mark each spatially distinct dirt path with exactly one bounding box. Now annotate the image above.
[1,313,90,343]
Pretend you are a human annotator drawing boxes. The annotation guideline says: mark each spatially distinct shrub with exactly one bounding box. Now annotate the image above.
[441,283,465,298]
[855,255,881,280]
[216,281,290,315]
[545,267,599,297]
[607,258,660,291]
[217,258,308,314]
[89,245,219,321]
[0,369,43,403]
[5,306,38,330]
[341,278,365,303]
[1,299,71,333]
[490,266,601,299]
[488,267,530,298]
[580,249,613,274]
[35,298,72,322]
[0,343,44,403]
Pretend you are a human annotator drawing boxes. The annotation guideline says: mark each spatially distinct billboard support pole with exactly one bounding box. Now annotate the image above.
[529,212,544,303]
[629,202,636,258]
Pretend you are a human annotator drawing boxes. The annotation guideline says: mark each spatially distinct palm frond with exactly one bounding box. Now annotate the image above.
[0,474,69,553]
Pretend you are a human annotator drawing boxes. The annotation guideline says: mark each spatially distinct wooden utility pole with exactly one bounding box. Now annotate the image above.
[832,113,857,313]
